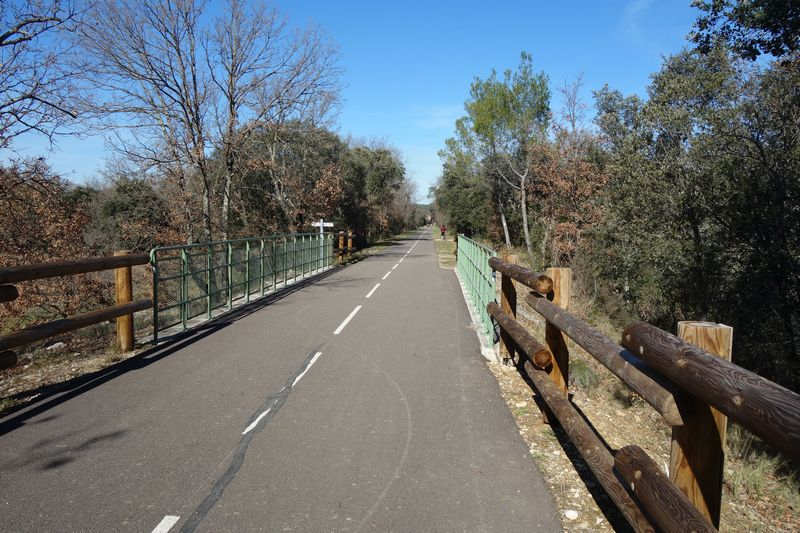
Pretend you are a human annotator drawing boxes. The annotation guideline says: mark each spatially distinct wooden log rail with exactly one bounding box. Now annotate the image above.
[0,252,151,369]
[615,445,716,533]
[0,300,152,352]
[488,256,799,531]
[488,256,552,294]
[526,294,683,426]
[622,322,800,461]
[0,254,149,284]
[507,328,656,533]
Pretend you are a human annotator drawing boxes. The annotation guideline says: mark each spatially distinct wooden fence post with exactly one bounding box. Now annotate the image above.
[499,251,517,365]
[671,321,732,528]
[114,250,134,352]
[545,267,571,394]
[347,231,353,258]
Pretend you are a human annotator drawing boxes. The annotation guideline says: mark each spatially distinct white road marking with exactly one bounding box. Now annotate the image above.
[334,305,362,335]
[382,271,391,280]
[292,351,323,388]
[398,257,404,264]
[365,283,380,298]
[242,408,272,435]
[152,515,180,533]
[392,264,398,270]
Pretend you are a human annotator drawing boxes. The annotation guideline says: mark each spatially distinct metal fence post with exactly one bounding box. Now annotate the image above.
[180,248,188,331]
[260,239,265,296]
[206,245,212,319]
[151,253,159,344]
[227,241,233,309]
[245,240,251,304]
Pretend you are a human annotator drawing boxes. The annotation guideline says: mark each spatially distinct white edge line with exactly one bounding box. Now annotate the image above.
[152,515,180,533]
[334,305,362,335]
[242,407,272,435]
[365,283,380,299]
[291,351,323,388]
[392,264,398,270]
[382,271,391,280]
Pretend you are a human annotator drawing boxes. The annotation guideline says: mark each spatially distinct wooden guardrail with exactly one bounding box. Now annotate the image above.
[0,251,151,370]
[488,257,800,533]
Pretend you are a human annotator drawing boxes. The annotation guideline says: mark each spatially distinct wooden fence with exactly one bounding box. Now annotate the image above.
[0,251,151,369]
[0,231,358,370]
[488,256,800,533]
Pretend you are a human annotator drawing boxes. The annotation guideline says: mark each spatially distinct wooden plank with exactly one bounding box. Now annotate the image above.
[488,257,553,294]
[487,302,552,369]
[545,267,571,395]
[0,285,19,303]
[114,250,135,352]
[670,322,732,527]
[517,357,655,532]
[622,321,800,460]
[526,294,683,426]
[615,445,717,533]
[0,300,152,352]
[0,254,150,284]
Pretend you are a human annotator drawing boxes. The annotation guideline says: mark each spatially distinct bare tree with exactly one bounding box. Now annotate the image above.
[206,0,339,238]
[558,73,586,135]
[78,0,215,242]
[0,0,85,149]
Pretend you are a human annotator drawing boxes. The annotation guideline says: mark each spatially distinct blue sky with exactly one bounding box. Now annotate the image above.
[9,0,699,200]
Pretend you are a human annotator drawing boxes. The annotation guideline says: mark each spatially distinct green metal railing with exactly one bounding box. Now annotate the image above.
[150,232,335,342]
[456,234,496,339]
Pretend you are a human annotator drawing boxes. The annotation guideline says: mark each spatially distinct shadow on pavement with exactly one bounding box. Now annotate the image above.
[0,266,349,437]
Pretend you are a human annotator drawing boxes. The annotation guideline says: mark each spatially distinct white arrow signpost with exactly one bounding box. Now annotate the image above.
[311,218,334,267]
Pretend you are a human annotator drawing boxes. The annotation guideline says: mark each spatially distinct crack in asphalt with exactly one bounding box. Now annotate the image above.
[179,347,324,533]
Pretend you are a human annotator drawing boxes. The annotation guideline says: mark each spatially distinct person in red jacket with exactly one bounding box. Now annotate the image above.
[440,224,446,239]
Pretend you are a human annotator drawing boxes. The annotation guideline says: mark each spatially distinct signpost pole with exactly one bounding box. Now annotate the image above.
[312,219,334,272]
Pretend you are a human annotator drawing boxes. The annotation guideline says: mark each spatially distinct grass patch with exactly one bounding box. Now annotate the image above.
[432,226,456,269]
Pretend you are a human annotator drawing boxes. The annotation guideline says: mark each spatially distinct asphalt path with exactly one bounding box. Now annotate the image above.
[0,229,559,532]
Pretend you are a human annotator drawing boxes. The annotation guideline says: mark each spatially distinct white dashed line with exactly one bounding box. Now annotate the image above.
[292,351,323,387]
[334,305,362,335]
[365,283,380,298]
[242,408,272,435]
[392,264,398,270]
[152,515,180,533]
[382,271,391,280]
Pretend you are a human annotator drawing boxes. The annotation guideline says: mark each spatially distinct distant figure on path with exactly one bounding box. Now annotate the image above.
[440,224,446,239]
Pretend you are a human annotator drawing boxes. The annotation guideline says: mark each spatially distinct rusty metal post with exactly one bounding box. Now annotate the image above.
[114,250,134,352]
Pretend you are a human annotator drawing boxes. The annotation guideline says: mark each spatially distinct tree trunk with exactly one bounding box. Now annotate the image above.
[540,217,551,268]
[221,169,232,241]
[520,182,533,259]
[202,185,213,243]
[498,201,511,247]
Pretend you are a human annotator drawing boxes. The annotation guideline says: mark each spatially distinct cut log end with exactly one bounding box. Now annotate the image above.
[0,285,19,303]
[533,348,553,370]
[534,275,553,295]
[0,350,18,370]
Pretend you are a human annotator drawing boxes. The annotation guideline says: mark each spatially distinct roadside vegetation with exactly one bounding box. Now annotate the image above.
[432,2,799,530]
[0,0,426,404]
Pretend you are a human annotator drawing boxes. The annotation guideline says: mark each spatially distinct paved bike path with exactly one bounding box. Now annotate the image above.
[0,230,559,532]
